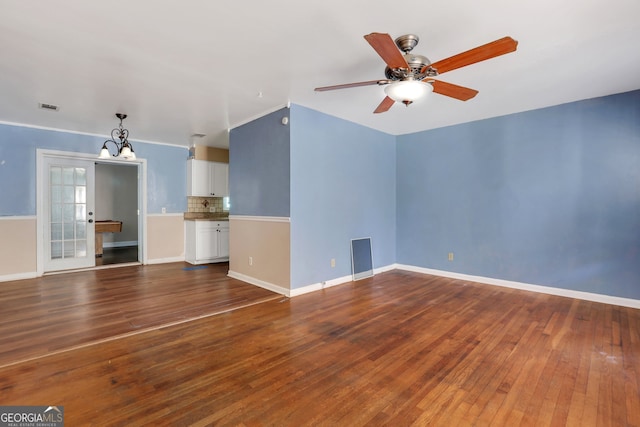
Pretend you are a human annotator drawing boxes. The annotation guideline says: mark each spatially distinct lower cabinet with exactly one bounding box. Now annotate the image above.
[185,220,229,264]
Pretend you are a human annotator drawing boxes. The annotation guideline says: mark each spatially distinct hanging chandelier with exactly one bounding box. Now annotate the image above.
[98,113,136,160]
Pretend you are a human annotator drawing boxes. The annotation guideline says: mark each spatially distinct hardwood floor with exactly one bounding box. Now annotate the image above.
[0,267,638,426]
[95,245,139,266]
[0,262,279,368]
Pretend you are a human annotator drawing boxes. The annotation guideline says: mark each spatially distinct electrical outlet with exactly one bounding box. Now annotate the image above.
[448,252,454,261]
[209,207,216,212]
[161,207,166,214]
[249,256,253,266]
[331,258,336,268]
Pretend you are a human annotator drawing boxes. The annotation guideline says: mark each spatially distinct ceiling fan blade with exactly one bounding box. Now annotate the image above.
[430,80,479,101]
[315,80,389,92]
[429,36,518,75]
[373,96,395,114]
[364,33,410,70]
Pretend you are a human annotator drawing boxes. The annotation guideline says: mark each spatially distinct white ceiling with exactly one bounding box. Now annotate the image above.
[1,0,639,149]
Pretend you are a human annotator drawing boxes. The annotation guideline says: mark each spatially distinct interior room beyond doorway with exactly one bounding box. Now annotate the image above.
[95,162,139,266]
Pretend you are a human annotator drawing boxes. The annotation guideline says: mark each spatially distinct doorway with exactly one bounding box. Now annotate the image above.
[95,163,139,266]
[37,149,146,275]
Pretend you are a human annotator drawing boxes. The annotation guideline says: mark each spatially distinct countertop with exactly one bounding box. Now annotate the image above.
[183,212,229,221]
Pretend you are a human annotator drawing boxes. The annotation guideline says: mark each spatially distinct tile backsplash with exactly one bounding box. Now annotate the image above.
[187,196,225,213]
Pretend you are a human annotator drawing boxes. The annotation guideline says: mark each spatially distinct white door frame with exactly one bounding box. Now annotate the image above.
[36,149,148,276]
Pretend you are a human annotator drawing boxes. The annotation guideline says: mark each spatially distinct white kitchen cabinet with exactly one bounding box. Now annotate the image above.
[211,162,228,197]
[217,226,229,258]
[187,159,229,197]
[187,160,209,197]
[185,220,229,264]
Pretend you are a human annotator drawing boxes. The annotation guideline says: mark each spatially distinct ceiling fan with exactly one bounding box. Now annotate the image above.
[315,33,518,113]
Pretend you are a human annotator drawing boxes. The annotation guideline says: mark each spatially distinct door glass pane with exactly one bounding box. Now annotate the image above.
[51,186,62,202]
[63,222,75,240]
[75,186,86,203]
[63,204,74,222]
[75,204,86,221]
[63,241,75,257]
[51,204,62,222]
[75,168,86,185]
[76,222,86,239]
[50,167,62,185]
[51,242,62,259]
[62,167,74,185]
[63,186,74,203]
[51,223,62,241]
[76,241,87,257]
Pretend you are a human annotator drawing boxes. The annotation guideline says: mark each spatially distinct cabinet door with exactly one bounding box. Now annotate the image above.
[211,163,229,197]
[185,221,197,263]
[217,226,229,257]
[188,160,229,197]
[187,160,210,197]
[196,223,219,260]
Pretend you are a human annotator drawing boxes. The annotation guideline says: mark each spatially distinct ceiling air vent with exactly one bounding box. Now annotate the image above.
[38,103,59,111]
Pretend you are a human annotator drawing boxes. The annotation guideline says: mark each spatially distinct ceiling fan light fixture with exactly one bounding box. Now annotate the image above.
[384,80,432,104]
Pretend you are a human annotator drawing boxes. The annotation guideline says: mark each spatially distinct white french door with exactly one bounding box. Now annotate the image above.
[42,157,96,272]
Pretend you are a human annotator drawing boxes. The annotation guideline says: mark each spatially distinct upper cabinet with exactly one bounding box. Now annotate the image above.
[187,159,229,197]
[211,162,229,196]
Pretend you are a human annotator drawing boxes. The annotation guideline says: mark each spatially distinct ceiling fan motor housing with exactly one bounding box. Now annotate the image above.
[384,35,437,81]
[385,53,436,81]
[394,34,420,52]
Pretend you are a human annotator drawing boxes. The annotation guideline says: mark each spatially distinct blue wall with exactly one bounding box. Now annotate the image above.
[7,88,636,300]
[290,105,397,288]
[0,123,187,216]
[142,144,189,214]
[229,107,290,217]
[397,90,640,299]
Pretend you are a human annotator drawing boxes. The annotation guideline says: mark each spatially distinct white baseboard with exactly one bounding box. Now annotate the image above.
[227,270,290,296]
[290,274,353,297]
[287,264,398,297]
[229,264,401,298]
[374,264,398,275]
[146,256,186,265]
[103,241,138,249]
[395,264,640,309]
[0,271,38,283]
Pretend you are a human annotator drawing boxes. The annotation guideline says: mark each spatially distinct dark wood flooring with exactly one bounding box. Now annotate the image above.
[0,261,279,368]
[95,245,139,266]
[0,266,638,425]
